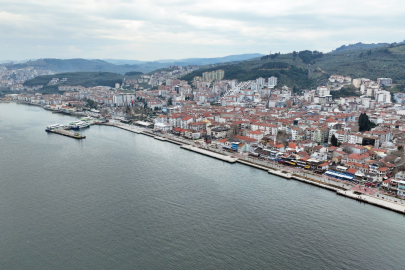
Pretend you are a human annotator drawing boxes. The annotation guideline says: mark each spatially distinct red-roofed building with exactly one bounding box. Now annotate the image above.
[317,162,329,171]
[347,168,358,175]
[234,135,257,144]
[247,130,264,142]
[347,153,370,163]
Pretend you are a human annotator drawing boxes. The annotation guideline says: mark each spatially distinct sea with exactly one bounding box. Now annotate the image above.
[0,102,404,270]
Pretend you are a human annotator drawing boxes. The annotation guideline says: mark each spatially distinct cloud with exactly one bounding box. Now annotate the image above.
[0,0,404,60]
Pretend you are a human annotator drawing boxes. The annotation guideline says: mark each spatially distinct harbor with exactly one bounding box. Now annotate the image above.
[44,116,102,139]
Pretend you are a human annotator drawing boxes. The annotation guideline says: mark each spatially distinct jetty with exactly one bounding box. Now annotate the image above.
[49,129,86,139]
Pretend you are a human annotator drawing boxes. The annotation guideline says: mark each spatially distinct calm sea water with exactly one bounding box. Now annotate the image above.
[0,103,404,270]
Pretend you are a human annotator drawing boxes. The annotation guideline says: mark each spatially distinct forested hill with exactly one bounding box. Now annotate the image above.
[181,61,317,90]
[23,72,125,94]
[331,42,389,53]
[181,42,405,89]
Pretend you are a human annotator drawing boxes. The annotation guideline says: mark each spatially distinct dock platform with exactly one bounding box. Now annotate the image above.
[49,129,86,139]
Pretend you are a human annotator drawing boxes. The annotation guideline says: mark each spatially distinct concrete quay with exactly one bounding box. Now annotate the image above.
[141,131,155,137]
[180,145,238,163]
[163,138,184,145]
[101,123,142,134]
[289,174,342,192]
[237,159,273,172]
[268,168,292,179]
[337,190,405,214]
[49,129,86,139]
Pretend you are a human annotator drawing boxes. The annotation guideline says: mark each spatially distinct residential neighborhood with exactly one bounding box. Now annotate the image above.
[3,70,405,200]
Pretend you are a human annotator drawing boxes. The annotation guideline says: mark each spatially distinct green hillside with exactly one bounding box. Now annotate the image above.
[24,72,124,90]
[331,42,389,53]
[181,43,405,89]
[181,61,318,90]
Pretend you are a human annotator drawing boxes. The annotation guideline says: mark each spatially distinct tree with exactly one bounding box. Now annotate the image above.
[392,94,397,104]
[87,99,96,108]
[125,105,131,114]
[228,124,239,139]
[331,134,338,147]
[101,108,109,116]
[167,97,173,106]
[277,130,289,147]
[358,113,376,132]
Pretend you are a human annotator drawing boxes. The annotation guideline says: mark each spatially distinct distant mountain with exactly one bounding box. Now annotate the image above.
[102,59,147,65]
[7,58,142,74]
[155,53,265,65]
[5,54,264,74]
[331,42,389,53]
[103,53,264,67]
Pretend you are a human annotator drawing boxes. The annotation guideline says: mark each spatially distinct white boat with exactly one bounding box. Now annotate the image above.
[45,124,62,132]
[71,121,90,130]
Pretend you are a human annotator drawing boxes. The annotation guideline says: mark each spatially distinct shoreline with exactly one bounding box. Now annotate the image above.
[106,123,405,215]
[6,102,403,216]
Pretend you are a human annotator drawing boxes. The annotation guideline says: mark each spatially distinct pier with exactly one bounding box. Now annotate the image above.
[49,129,86,139]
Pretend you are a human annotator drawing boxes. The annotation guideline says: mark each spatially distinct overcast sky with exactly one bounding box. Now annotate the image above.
[1,0,404,61]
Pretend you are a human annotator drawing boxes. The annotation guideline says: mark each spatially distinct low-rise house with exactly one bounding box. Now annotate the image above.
[397,181,405,199]
[154,123,173,132]
[247,130,264,142]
